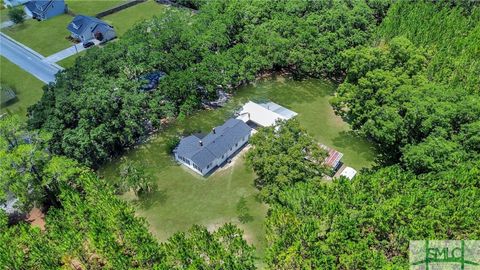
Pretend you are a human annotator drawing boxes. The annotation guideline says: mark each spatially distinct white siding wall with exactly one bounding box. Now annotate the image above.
[175,133,250,176]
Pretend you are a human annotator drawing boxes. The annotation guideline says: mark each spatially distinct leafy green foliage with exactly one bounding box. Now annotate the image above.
[8,7,25,24]
[28,0,380,167]
[119,159,157,196]
[248,2,480,269]
[236,196,253,224]
[165,135,181,154]
[263,164,480,269]
[332,36,480,167]
[377,2,480,93]
[0,117,255,269]
[0,115,53,211]
[162,223,256,269]
[246,119,329,201]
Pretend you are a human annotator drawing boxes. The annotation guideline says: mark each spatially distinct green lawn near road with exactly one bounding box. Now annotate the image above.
[99,77,376,265]
[0,8,9,22]
[66,0,125,16]
[57,50,86,68]
[1,14,73,56]
[103,0,167,37]
[0,56,44,118]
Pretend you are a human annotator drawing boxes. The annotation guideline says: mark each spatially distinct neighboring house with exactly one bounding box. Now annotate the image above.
[174,118,252,176]
[24,0,66,20]
[67,15,116,44]
[3,0,29,8]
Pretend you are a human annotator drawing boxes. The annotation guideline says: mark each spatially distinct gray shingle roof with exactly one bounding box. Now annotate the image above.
[25,0,51,13]
[175,118,251,171]
[67,15,111,36]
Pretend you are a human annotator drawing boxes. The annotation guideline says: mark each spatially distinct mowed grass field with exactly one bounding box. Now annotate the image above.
[1,14,73,56]
[103,0,167,36]
[0,56,44,118]
[99,77,376,264]
[66,0,126,16]
[0,8,9,22]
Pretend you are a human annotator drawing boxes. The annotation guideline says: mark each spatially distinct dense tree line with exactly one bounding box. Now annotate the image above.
[0,115,255,269]
[245,2,480,269]
[3,1,479,269]
[28,0,384,167]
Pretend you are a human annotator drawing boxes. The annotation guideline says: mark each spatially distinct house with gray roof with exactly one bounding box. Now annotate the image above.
[3,0,29,8]
[24,0,66,20]
[174,118,252,176]
[67,15,116,45]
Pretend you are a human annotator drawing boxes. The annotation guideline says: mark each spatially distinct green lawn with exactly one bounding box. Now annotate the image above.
[103,0,167,36]
[0,8,9,22]
[0,56,44,118]
[66,0,126,16]
[99,77,376,265]
[1,14,74,56]
[57,50,86,68]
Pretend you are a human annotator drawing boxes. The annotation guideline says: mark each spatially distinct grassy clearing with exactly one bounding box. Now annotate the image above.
[99,77,376,264]
[102,0,166,36]
[57,50,86,68]
[66,0,125,16]
[0,8,9,22]
[1,14,73,56]
[0,56,44,118]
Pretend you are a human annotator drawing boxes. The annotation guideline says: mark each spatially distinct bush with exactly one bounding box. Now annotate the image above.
[8,7,25,24]
[166,135,180,154]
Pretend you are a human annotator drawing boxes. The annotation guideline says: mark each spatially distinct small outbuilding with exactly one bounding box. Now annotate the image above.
[236,101,297,127]
[340,167,357,180]
[24,0,66,21]
[67,15,116,45]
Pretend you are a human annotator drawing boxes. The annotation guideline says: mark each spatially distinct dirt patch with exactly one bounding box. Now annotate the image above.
[26,207,45,231]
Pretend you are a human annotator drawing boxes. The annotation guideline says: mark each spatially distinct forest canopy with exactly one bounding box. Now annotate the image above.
[28,0,381,167]
[2,0,479,269]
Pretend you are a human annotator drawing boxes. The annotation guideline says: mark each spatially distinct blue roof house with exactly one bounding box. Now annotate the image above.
[3,0,29,8]
[24,0,66,21]
[174,118,252,176]
[67,15,117,44]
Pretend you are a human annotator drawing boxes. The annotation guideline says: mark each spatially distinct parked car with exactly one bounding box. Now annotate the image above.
[83,41,95,48]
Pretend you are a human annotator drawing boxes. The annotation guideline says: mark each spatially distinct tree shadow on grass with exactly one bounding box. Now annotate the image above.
[133,189,168,210]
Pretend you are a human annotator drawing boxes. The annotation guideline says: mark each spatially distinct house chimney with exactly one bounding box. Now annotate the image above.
[212,128,216,134]
[199,140,203,146]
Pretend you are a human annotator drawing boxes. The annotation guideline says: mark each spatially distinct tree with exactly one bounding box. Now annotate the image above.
[162,223,256,269]
[165,135,180,154]
[246,119,329,201]
[236,196,253,224]
[8,7,25,24]
[0,115,52,211]
[1,117,255,269]
[119,159,157,196]
[28,0,379,168]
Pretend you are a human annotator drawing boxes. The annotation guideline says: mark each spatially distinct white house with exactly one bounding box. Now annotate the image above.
[174,118,252,176]
[236,101,298,127]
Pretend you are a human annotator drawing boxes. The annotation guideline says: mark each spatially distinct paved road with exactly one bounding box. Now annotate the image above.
[0,33,61,84]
